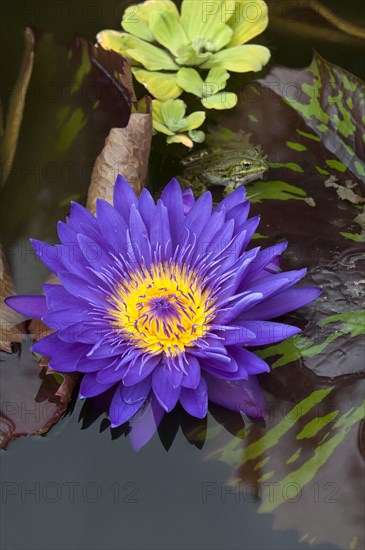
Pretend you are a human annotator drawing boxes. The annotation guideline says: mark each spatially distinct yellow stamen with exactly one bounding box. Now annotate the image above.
[108,262,216,357]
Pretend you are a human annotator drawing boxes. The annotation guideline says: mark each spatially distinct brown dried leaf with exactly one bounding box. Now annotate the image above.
[87,110,152,212]
[0,246,26,352]
[0,339,77,449]
[0,28,34,187]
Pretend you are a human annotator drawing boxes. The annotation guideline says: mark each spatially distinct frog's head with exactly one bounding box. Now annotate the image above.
[227,148,268,187]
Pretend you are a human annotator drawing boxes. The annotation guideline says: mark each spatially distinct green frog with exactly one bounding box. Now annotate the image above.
[180,147,268,197]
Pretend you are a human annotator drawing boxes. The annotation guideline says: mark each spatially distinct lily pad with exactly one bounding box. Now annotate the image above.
[189,52,365,549]
[262,51,365,183]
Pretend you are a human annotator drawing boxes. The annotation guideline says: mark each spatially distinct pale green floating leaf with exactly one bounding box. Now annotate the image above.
[286,141,307,152]
[202,44,271,72]
[226,0,269,47]
[206,67,230,88]
[175,43,212,67]
[121,5,153,42]
[160,98,186,127]
[202,92,238,110]
[167,133,193,147]
[268,162,304,173]
[150,11,188,58]
[121,0,179,42]
[152,120,174,136]
[133,68,182,100]
[96,30,128,56]
[180,0,228,42]
[188,129,205,143]
[176,68,204,97]
[182,111,206,131]
[121,34,179,71]
[248,180,307,202]
[340,231,364,242]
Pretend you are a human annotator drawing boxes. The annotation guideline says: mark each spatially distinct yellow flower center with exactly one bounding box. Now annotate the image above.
[108,262,216,357]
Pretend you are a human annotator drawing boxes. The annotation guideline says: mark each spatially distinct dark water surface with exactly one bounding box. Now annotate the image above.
[1,402,338,550]
[1,2,364,550]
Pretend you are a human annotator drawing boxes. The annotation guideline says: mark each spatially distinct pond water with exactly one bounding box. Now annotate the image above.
[1,2,364,550]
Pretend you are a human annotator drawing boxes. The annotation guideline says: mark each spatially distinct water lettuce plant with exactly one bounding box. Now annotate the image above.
[97,0,270,142]
[7,177,319,449]
[152,99,206,146]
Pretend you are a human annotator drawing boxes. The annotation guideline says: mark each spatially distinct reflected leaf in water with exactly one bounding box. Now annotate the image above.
[262,51,364,184]
[186,52,365,549]
[1,31,132,240]
[202,366,365,549]
[0,338,78,450]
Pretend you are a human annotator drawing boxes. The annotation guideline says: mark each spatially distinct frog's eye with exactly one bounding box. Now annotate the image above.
[243,161,252,167]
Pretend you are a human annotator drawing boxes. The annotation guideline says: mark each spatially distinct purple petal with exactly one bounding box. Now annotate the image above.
[109,384,145,427]
[179,377,208,419]
[96,199,128,254]
[201,360,248,380]
[213,323,256,345]
[215,186,246,215]
[181,354,201,389]
[242,242,288,285]
[234,321,301,345]
[193,208,226,260]
[30,239,64,273]
[129,204,152,264]
[228,345,270,375]
[215,292,264,324]
[57,322,102,344]
[113,174,138,222]
[76,355,113,373]
[181,187,195,215]
[43,308,89,330]
[43,284,86,310]
[31,332,63,356]
[49,343,90,372]
[57,220,77,244]
[123,354,161,386]
[226,201,251,233]
[238,215,261,248]
[238,268,307,305]
[5,295,48,319]
[79,372,115,398]
[77,233,112,271]
[164,360,184,388]
[191,349,234,371]
[138,188,155,231]
[161,178,185,244]
[205,373,267,419]
[68,201,98,232]
[129,396,165,451]
[152,364,181,412]
[241,287,322,321]
[57,271,108,307]
[181,192,212,240]
[87,341,128,358]
[149,200,172,258]
[123,377,151,405]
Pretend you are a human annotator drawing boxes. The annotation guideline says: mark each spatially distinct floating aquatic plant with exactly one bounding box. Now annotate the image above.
[152,98,206,146]
[97,0,270,142]
[6,177,320,449]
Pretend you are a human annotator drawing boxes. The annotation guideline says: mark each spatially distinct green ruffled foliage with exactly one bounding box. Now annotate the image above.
[152,99,206,147]
[98,0,270,144]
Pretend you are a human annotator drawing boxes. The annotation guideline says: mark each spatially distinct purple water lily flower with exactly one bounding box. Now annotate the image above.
[6,176,320,449]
